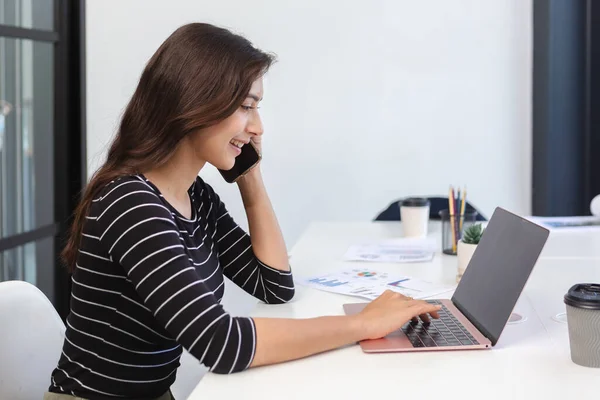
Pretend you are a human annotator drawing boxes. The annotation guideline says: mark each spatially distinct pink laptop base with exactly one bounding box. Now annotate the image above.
[343,299,492,352]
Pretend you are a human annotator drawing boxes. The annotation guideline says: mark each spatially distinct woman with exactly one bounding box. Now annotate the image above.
[47,23,441,400]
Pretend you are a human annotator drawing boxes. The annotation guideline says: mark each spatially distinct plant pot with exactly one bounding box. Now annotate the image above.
[457,240,477,283]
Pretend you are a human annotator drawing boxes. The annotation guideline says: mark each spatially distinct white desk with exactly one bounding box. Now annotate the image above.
[190,222,600,400]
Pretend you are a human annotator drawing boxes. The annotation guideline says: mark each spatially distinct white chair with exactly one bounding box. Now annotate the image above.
[0,280,66,400]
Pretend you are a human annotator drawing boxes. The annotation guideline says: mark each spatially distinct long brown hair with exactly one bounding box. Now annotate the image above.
[62,23,275,271]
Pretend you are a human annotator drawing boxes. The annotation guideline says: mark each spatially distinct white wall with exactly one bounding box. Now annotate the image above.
[86,0,532,248]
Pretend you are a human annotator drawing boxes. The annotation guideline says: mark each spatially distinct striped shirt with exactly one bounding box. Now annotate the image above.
[49,174,295,399]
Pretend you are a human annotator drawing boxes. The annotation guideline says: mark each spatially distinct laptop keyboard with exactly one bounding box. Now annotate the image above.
[400,300,479,348]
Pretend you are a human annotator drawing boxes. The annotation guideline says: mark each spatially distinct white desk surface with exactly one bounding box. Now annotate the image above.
[190,221,600,399]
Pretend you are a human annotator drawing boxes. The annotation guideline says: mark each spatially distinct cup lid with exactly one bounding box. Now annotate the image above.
[564,283,600,310]
[401,197,430,207]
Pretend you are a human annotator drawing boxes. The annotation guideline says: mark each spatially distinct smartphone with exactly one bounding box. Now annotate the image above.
[218,141,262,183]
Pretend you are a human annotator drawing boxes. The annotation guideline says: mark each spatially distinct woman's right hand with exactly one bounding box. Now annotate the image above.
[355,290,442,340]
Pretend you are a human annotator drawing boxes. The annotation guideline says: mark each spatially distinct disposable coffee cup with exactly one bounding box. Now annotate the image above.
[564,283,600,368]
[400,198,430,238]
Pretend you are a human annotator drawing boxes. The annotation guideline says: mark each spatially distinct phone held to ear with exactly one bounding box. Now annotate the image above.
[218,141,262,183]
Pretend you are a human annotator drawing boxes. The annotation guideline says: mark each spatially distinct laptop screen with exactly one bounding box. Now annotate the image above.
[451,208,549,346]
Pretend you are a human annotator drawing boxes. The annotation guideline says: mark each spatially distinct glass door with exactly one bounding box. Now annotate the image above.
[0,0,86,318]
[0,35,55,286]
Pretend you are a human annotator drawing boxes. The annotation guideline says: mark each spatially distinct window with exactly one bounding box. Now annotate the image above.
[0,0,85,319]
[533,0,600,216]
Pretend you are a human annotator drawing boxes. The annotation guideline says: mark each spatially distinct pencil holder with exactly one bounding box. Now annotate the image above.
[439,209,478,255]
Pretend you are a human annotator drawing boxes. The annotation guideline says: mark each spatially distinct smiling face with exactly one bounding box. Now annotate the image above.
[188,77,264,170]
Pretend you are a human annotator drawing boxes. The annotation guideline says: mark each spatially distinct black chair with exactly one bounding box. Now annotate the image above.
[374,196,487,221]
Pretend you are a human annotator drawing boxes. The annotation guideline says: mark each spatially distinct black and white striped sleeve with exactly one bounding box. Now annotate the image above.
[210,190,295,304]
[94,180,256,374]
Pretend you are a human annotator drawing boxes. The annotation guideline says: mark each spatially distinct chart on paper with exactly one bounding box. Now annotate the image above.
[302,268,454,300]
[342,238,436,263]
[307,269,389,298]
[526,216,600,232]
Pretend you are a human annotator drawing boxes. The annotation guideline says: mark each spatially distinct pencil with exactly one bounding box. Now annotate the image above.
[456,188,461,239]
[459,186,467,232]
[453,186,460,247]
[449,186,457,253]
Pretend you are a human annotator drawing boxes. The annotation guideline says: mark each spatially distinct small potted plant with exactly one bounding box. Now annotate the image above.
[457,223,484,283]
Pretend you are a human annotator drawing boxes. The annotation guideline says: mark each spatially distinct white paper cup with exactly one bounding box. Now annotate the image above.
[564,283,600,368]
[400,198,430,237]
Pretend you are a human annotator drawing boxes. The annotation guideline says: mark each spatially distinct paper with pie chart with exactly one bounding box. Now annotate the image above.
[300,268,454,300]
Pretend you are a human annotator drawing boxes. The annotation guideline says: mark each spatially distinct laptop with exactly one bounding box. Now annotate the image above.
[343,207,550,352]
